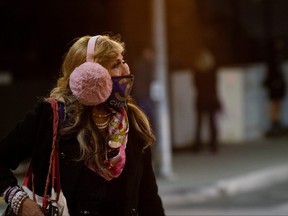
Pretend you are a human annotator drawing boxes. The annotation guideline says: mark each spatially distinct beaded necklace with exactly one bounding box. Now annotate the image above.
[94,116,111,130]
[92,112,111,118]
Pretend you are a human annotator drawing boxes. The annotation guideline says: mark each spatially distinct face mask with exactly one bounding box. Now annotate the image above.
[105,75,134,111]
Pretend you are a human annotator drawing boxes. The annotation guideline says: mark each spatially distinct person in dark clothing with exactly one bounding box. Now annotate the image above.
[192,49,222,154]
[132,48,156,132]
[0,34,165,216]
[263,38,287,137]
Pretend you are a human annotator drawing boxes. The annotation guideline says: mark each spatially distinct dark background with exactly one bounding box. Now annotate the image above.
[1,0,288,136]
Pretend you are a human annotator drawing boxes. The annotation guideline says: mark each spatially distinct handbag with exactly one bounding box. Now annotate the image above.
[2,98,69,216]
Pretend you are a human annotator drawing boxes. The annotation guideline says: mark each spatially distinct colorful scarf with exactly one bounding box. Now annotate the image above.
[86,108,129,181]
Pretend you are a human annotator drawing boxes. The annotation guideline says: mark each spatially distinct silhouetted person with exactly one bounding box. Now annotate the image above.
[132,47,156,132]
[192,49,222,154]
[263,38,287,137]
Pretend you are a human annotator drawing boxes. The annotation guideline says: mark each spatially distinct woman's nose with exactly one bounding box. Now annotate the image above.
[121,62,130,76]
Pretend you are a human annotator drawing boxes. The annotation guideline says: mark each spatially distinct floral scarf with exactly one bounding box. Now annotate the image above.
[86,108,129,181]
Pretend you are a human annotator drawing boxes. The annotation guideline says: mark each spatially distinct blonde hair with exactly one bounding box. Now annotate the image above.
[50,35,124,103]
[49,35,155,173]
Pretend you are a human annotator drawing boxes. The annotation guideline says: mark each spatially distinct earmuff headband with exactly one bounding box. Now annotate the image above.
[69,35,112,106]
[86,35,100,62]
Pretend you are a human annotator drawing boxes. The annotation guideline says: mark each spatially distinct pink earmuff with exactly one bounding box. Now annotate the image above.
[69,35,112,106]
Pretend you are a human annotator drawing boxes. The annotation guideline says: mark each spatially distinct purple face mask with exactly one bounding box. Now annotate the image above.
[105,75,134,111]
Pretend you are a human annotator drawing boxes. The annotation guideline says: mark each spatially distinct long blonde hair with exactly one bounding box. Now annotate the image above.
[49,35,155,170]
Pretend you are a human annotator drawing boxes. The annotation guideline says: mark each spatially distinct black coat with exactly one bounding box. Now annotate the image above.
[193,69,221,112]
[0,101,165,216]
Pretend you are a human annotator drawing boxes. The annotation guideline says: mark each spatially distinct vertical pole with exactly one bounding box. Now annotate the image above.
[151,0,173,178]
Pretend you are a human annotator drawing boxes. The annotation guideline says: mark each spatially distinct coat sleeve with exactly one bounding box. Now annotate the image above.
[137,147,166,216]
[0,101,52,195]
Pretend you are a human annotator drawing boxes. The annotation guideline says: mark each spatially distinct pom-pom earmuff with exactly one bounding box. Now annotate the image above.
[69,35,112,106]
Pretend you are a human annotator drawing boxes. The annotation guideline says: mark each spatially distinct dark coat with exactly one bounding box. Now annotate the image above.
[193,69,221,112]
[0,101,165,216]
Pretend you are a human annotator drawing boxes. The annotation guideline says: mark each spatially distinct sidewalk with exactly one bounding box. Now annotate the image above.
[1,137,288,214]
[156,137,288,209]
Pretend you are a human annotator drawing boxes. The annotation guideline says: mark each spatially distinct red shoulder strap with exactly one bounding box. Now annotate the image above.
[43,98,61,209]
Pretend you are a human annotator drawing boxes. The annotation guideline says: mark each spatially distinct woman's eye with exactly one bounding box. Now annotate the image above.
[113,63,121,69]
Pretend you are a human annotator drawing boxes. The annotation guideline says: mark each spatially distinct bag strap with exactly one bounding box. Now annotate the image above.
[21,98,64,210]
[42,97,62,209]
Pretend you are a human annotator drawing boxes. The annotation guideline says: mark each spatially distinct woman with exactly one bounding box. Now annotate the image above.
[192,48,221,154]
[0,34,165,216]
